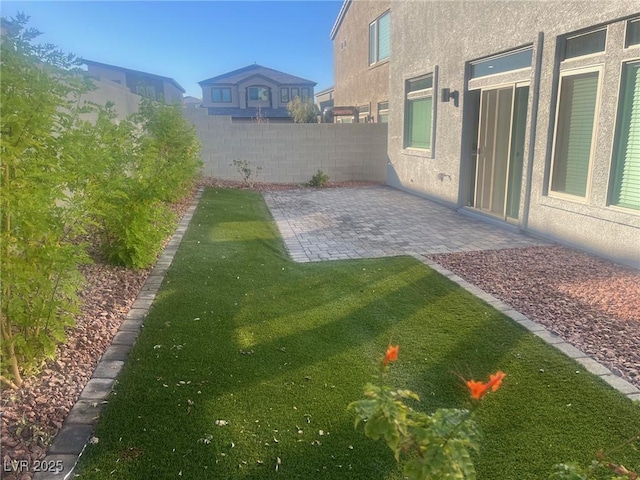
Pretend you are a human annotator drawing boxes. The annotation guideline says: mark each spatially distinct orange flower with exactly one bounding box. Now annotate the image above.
[466,380,488,400]
[487,371,506,392]
[466,371,506,400]
[383,345,399,365]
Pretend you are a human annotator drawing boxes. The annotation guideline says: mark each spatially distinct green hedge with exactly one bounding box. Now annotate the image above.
[0,14,201,388]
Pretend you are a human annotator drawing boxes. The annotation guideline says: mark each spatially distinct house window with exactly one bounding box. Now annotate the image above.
[212,87,231,103]
[564,29,606,60]
[609,60,640,210]
[404,74,433,150]
[291,87,300,99]
[550,69,600,198]
[358,104,370,123]
[249,87,270,101]
[280,88,289,103]
[470,47,533,79]
[626,18,640,47]
[377,102,389,123]
[301,88,310,100]
[136,85,156,100]
[369,11,390,65]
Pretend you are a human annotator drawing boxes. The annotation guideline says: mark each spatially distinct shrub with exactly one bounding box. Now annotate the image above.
[287,96,319,123]
[231,159,262,187]
[0,14,92,388]
[307,169,329,187]
[0,15,202,387]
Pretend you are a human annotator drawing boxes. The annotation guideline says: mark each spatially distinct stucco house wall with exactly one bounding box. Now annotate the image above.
[331,0,390,122]
[83,60,185,105]
[383,1,639,267]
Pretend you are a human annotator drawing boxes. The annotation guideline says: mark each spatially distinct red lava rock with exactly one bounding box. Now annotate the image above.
[429,245,640,390]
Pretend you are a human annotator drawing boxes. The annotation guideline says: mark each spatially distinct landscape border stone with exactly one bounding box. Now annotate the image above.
[33,188,204,480]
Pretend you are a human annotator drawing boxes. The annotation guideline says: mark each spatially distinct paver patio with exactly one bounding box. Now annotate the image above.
[263,185,548,262]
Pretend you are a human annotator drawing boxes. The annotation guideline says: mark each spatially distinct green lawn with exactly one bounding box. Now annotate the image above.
[75,188,640,479]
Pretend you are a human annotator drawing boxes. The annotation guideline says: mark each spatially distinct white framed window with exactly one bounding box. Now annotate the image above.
[549,67,601,198]
[212,87,231,103]
[369,10,390,66]
[377,101,389,123]
[609,60,640,211]
[404,74,434,150]
[358,104,370,123]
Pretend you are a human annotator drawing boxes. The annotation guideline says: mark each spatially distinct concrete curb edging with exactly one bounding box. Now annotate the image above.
[411,253,640,403]
[33,188,204,480]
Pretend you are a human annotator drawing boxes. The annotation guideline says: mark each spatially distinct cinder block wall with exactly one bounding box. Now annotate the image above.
[184,108,388,184]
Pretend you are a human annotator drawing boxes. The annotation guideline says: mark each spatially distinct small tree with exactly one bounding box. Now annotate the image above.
[287,96,319,123]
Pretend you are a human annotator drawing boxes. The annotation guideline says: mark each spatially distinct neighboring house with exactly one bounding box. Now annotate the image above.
[83,59,185,105]
[198,64,316,123]
[331,1,640,268]
[183,96,202,108]
[315,86,335,114]
[330,0,390,123]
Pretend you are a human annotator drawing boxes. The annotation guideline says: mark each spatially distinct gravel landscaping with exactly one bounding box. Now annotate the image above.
[1,182,637,479]
[428,245,640,390]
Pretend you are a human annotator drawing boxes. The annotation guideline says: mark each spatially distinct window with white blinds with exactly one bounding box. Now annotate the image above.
[404,75,434,150]
[609,61,640,210]
[369,11,390,65]
[550,70,600,197]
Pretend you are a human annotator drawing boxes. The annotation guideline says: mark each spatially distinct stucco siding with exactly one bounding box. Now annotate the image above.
[385,0,639,267]
[333,0,390,121]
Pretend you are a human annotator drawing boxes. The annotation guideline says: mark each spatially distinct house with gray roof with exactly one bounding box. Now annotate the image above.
[199,64,316,122]
[83,59,185,105]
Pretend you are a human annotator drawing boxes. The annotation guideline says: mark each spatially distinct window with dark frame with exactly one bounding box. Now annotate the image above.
[212,87,232,103]
[280,88,289,103]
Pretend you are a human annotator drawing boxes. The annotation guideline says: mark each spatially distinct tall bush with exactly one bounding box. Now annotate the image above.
[0,15,202,387]
[0,14,92,388]
[85,99,201,268]
[287,96,320,123]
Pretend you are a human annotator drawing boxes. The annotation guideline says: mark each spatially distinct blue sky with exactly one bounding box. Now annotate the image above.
[1,1,342,98]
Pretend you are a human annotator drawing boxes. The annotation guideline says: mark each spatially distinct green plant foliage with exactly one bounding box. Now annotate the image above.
[287,96,320,123]
[350,382,481,480]
[82,99,201,268]
[133,99,202,203]
[0,14,202,387]
[307,169,329,187]
[231,158,262,187]
[0,13,91,387]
